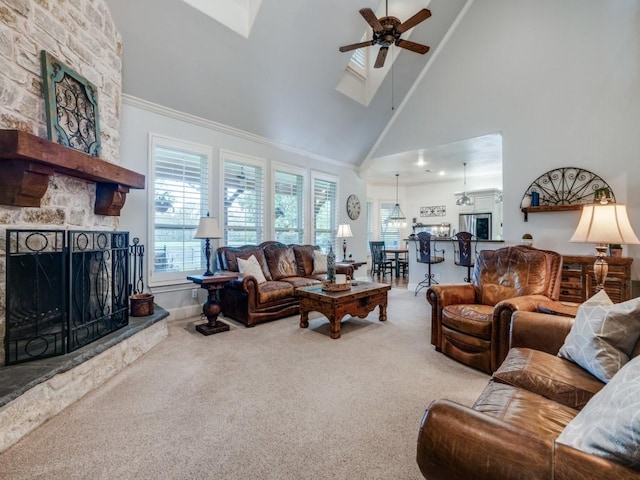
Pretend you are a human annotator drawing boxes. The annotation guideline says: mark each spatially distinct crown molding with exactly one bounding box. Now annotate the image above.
[122,95,357,172]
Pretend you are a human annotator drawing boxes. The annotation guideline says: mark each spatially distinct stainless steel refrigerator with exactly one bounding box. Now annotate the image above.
[459,213,492,240]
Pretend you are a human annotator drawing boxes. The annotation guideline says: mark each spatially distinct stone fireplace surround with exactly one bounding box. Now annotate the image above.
[0,0,162,452]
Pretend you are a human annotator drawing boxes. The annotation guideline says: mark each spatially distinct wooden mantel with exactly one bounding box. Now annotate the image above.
[0,130,145,216]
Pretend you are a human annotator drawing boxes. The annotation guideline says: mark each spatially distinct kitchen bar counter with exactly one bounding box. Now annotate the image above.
[406,238,507,293]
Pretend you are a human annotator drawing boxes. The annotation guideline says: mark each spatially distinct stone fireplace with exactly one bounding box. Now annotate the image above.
[0,0,168,453]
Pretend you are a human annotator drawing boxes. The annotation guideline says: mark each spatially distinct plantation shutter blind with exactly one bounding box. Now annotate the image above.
[274,170,304,244]
[313,177,337,252]
[153,145,208,275]
[224,160,264,247]
[380,202,400,247]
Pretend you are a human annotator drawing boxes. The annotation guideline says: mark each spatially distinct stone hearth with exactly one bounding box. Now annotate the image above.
[0,308,169,453]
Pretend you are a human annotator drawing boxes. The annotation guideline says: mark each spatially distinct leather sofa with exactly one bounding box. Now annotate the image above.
[416,310,640,480]
[427,245,563,373]
[215,242,354,327]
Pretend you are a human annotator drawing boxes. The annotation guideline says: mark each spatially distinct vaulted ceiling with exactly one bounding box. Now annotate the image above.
[103,0,477,180]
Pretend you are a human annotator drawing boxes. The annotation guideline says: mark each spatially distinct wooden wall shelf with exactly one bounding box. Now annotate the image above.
[521,204,583,221]
[0,130,145,216]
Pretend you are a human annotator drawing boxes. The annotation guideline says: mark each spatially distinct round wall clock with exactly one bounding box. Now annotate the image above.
[346,194,361,220]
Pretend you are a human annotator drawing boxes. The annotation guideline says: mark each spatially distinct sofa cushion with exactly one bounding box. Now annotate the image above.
[312,250,327,275]
[558,290,640,382]
[280,276,321,288]
[264,244,298,280]
[292,245,317,277]
[493,348,604,410]
[257,281,295,303]
[442,304,494,340]
[222,247,272,281]
[238,255,267,284]
[557,354,640,470]
[473,381,578,439]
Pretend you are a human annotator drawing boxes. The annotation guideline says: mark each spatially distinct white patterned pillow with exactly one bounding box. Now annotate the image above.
[237,255,267,284]
[557,354,640,469]
[558,290,640,382]
[312,250,327,275]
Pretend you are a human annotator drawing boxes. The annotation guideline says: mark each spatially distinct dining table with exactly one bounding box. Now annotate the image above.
[384,248,409,277]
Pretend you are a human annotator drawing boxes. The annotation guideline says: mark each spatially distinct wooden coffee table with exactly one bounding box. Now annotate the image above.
[296,281,392,339]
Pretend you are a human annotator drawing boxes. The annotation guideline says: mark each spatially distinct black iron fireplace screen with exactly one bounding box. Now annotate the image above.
[5,230,130,365]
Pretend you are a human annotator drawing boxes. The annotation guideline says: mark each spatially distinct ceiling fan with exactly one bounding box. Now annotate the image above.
[339,3,431,69]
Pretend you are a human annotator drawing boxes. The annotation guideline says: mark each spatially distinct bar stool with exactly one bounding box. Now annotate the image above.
[451,231,477,282]
[414,232,445,296]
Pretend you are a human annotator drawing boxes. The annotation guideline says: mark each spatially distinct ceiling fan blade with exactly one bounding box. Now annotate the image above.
[339,40,375,53]
[374,46,388,68]
[396,8,431,34]
[395,39,430,55]
[359,8,384,34]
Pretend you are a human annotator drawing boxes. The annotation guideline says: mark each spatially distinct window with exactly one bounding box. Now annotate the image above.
[312,173,338,252]
[223,152,265,247]
[150,135,210,284]
[380,202,401,248]
[273,164,305,244]
[366,200,374,252]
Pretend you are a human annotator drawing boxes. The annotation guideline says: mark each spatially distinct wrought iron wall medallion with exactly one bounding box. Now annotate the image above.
[420,205,446,217]
[520,167,615,207]
[41,50,101,157]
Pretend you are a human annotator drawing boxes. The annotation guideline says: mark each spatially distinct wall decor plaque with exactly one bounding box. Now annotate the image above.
[420,205,446,217]
[41,50,101,157]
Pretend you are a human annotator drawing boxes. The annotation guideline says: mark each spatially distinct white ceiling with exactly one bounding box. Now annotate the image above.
[103,0,500,184]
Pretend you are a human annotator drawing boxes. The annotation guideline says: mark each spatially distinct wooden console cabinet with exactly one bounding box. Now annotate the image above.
[560,255,633,303]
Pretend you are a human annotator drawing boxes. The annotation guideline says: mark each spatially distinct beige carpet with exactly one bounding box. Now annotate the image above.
[0,289,488,480]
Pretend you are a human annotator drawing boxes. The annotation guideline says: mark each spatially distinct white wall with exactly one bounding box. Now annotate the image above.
[372,0,640,278]
[117,97,367,310]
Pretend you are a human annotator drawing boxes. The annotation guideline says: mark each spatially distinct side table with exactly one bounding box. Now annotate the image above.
[187,273,238,335]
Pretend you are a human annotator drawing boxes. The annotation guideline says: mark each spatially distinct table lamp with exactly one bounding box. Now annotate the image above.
[336,223,353,262]
[570,198,639,291]
[194,213,222,276]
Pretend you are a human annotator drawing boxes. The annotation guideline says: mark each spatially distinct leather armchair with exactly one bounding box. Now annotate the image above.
[427,245,563,373]
[416,310,640,480]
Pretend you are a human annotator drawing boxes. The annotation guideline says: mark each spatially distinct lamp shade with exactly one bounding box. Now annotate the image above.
[336,223,353,238]
[194,216,222,239]
[570,203,640,245]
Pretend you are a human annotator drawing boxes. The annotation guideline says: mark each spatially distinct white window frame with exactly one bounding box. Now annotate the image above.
[220,150,266,247]
[148,134,212,286]
[310,170,339,253]
[271,162,307,245]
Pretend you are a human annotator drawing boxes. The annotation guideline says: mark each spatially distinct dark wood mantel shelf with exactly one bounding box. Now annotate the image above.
[521,204,583,222]
[0,130,145,216]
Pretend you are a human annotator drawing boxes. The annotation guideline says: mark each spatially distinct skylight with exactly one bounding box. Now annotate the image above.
[182,0,262,38]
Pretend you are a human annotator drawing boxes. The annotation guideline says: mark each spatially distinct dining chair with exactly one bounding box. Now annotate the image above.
[369,241,393,277]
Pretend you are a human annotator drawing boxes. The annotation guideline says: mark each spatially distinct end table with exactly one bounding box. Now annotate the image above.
[187,273,238,335]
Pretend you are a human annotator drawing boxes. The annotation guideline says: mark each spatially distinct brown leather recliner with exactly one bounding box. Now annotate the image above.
[416,310,640,480]
[427,245,563,373]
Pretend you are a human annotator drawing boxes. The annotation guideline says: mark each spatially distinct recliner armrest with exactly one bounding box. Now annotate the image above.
[510,310,573,354]
[426,283,475,307]
[417,399,553,480]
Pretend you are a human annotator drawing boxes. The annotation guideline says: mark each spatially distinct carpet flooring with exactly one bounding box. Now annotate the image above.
[0,288,489,479]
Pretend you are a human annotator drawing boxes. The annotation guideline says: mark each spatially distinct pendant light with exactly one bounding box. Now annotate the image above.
[456,162,473,206]
[387,173,407,228]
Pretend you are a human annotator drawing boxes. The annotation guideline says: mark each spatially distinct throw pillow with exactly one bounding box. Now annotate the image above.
[558,290,640,383]
[312,250,327,275]
[557,354,640,470]
[237,255,267,284]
